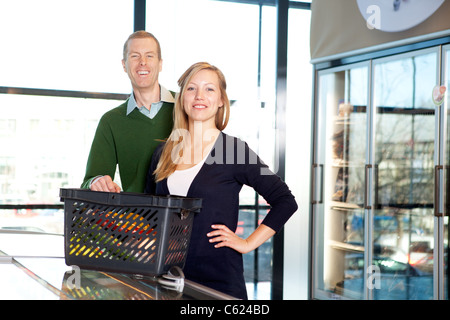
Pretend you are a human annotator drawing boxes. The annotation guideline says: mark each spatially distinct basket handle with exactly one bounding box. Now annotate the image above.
[179,206,201,220]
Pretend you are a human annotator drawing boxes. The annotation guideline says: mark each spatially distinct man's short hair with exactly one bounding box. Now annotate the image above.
[123,30,162,61]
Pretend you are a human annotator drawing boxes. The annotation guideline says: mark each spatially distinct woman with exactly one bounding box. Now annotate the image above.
[145,62,297,299]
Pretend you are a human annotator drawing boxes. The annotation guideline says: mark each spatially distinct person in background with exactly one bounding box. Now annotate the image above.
[81,31,175,193]
[145,62,298,299]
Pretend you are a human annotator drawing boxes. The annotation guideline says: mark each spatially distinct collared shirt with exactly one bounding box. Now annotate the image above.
[126,85,175,119]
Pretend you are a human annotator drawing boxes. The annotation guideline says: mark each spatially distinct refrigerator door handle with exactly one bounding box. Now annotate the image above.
[364,164,372,210]
[435,165,444,217]
[312,163,323,204]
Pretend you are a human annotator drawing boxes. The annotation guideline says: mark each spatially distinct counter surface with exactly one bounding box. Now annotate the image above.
[0,231,237,300]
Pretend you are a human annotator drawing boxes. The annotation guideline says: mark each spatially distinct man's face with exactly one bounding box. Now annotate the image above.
[122,37,162,91]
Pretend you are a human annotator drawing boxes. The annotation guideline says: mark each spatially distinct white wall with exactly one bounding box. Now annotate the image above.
[281,7,313,299]
[283,72,313,299]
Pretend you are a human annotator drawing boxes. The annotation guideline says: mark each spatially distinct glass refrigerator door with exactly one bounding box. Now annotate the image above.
[313,64,369,299]
[442,45,450,300]
[371,48,438,300]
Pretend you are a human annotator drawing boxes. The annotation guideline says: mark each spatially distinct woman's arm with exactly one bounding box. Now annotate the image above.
[206,136,297,254]
[233,137,298,233]
[207,223,276,254]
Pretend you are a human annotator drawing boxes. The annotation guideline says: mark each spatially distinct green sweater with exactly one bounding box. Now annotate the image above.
[81,100,174,193]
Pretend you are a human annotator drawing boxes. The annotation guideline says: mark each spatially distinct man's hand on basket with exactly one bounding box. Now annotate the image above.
[90,175,121,193]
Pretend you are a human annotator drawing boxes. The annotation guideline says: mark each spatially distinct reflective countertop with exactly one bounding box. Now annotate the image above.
[0,231,236,300]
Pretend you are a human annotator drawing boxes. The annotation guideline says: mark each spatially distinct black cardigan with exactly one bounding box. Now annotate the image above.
[145,132,298,299]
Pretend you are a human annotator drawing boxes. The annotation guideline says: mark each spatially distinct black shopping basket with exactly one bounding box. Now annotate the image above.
[60,188,201,276]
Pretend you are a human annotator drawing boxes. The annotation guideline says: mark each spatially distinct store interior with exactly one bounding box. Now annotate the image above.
[0,0,449,300]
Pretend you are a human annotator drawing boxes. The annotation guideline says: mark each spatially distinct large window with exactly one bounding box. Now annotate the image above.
[0,1,134,235]
[0,0,133,93]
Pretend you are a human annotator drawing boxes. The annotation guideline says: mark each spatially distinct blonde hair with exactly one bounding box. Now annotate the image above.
[154,62,230,182]
[123,30,162,61]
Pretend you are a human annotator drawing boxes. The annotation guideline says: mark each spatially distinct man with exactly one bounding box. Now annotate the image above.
[81,31,175,193]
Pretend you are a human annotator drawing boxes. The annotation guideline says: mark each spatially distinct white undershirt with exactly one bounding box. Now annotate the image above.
[167,155,208,197]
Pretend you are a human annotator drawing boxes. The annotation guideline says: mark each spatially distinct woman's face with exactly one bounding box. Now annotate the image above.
[183,69,224,129]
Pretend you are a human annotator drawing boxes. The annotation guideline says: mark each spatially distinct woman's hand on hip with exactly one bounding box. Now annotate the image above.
[207,224,275,254]
[207,224,251,254]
